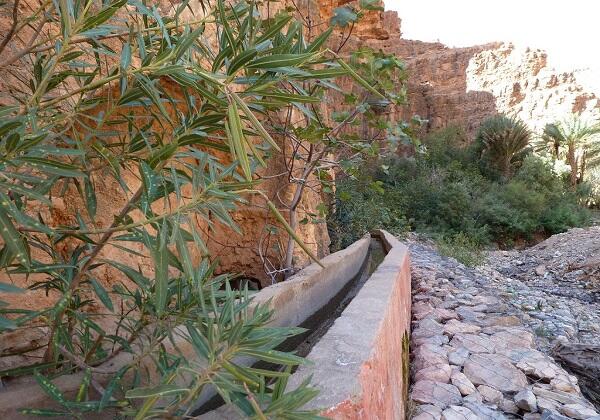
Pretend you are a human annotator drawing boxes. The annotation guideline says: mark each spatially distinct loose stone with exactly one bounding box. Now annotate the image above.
[415,364,452,383]
[478,385,503,405]
[514,388,538,412]
[411,380,463,409]
[448,347,469,366]
[441,405,479,420]
[450,371,476,396]
[560,404,599,419]
[464,353,528,392]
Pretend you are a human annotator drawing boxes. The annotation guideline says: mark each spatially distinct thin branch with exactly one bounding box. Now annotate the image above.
[0,0,20,57]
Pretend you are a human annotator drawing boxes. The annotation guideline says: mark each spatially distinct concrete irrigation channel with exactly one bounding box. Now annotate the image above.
[0,230,413,419]
[201,230,413,419]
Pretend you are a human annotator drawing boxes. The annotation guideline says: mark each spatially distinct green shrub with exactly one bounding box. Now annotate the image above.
[436,232,486,267]
[329,179,409,250]
[474,115,532,180]
[330,129,590,256]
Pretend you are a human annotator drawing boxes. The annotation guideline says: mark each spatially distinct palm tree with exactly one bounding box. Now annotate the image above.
[475,115,532,179]
[538,116,600,186]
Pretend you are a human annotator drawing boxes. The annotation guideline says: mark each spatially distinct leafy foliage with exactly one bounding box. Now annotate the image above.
[329,177,409,250]
[260,16,408,278]
[537,115,600,186]
[330,126,590,254]
[436,232,485,267]
[474,115,532,180]
[0,0,405,417]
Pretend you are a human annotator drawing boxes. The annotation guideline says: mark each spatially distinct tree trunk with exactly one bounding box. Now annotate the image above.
[579,151,587,184]
[503,157,512,180]
[283,194,300,277]
[567,142,578,187]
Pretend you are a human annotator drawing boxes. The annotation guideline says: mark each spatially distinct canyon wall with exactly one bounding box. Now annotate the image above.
[2,0,600,296]
[326,1,600,136]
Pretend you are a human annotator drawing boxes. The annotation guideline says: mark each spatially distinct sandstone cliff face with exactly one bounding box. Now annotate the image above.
[2,0,599,296]
[329,3,600,136]
[466,43,600,133]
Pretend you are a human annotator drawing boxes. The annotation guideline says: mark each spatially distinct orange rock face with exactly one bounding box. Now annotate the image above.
[324,3,600,136]
[2,0,599,299]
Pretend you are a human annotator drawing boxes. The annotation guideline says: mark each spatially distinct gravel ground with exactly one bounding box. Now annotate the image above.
[407,230,600,420]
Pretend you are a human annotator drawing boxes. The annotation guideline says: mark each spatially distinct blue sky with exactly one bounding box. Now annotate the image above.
[386,0,598,71]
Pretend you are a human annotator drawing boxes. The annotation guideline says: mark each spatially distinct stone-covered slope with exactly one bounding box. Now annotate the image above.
[408,238,600,419]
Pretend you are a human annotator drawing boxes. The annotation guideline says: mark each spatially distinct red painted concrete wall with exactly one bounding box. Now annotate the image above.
[322,235,412,420]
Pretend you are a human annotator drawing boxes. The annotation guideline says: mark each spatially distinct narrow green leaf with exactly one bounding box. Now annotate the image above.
[154,223,169,315]
[257,92,321,103]
[18,409,69,417]
[84,178,97,218]
[80,0,127,32]
[135,74,171,124]
[33,370,66,405]
[255,15,293,44]
[0,316,17,331]
[0,282,24,293]
[0,191,52,234]
[231,92,280,151]
[120,43,131,71]
[126,384,187,399]
[218,0,237,54]
[90,278,114,311]
[174,26,204,62]
[298,67,348,80]
[307,28,333,53]
[337,59,385,99]
[76,369,91,402]
[239,348,305,365]
[227,48,258,76]
[0,203,29,268]
[104,260,150,290]
[266,200,323,267]
[227,101,252,181]
[0,121,21,137]
[186,324,210,359]
[99,365,128,410]
[247,53,317,69]
[18,157,85,178]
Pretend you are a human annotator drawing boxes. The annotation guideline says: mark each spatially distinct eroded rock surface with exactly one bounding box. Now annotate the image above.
[408,235,599,419]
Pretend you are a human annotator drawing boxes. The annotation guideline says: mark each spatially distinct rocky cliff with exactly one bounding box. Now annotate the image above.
[328,2,600,136]
[1,0,599,294]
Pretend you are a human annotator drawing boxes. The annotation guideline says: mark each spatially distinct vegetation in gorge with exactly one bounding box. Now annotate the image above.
[536,115,600,188]
[473,115,532,180]
[330,117,592,265]
[258,31,408,280]
[0,0,404,417]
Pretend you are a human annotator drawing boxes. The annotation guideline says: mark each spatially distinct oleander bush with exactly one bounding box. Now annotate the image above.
[0,0,403,417]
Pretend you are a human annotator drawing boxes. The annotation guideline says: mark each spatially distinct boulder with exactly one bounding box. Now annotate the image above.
[411,380,463,409]
[450,334,495,353]
[448,347,470,366]
[560,404,599,419]
[414,344,448,371]
[515,388,538,412]
[441,405,479,420]
[450,371,476,396]
[478,385,503,404]
[413,404,443,420]
[464,353,528,393]
[415,364,452,383]
[444,319,482,336]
